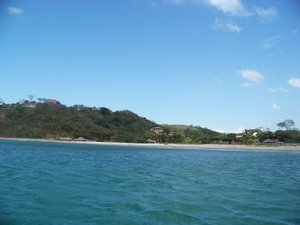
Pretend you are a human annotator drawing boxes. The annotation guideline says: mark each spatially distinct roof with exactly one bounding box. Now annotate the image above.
[46,99,61,105]
[263,138,279,143]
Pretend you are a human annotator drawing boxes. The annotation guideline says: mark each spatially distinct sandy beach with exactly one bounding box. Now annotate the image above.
[1,137,300,152]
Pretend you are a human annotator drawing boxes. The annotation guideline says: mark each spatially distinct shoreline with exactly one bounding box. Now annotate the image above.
[1,137,300,152]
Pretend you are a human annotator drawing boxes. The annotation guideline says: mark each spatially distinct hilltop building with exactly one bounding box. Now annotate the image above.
[151,126,165,134]
[46,99,61,105]
[23,103,37,109]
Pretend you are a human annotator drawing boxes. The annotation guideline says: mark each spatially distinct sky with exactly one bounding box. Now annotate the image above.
[0,0,300,133]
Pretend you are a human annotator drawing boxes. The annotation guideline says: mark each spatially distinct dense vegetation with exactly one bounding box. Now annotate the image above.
[0,99,299,144]
[0,103,159,142]
[0,101,220,143]
[163,125,219,143]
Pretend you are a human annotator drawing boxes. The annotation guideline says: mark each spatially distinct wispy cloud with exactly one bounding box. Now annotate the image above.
[271,104,280,110]
[241,82,255,88]
[267,87,290,93]
[260,35,280,49]
[288,78,300,89]
[161,0,280,24]
[199,0,250,17]
[212,18,241,33]
[254,6,277,22]
[213,127,245,134]
[240,69,264,82]
[212,128,226,133]
[239,69,264,87]
[163,0,185,5]
[7,7,24,16]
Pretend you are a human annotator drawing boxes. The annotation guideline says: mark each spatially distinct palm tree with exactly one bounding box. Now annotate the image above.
[242,129,259,144]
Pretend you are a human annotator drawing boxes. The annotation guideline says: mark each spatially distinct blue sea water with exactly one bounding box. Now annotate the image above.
[0,140,299,225]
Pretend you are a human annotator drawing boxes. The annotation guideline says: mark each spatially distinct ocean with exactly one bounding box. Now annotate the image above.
[0,140,299,225]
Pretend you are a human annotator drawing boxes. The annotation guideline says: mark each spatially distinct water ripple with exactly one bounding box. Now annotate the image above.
[0,140,300,225]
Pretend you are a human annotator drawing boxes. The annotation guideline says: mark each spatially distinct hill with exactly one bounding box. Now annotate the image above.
[163,124,220,143]
[0,103,157,142]
[0,101,219,143]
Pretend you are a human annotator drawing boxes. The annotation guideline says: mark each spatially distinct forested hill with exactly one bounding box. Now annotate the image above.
[0,103,156,142]
[0,102,219,143]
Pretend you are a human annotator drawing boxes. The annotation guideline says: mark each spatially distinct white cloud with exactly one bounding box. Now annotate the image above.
[213,128,226,133]
[241,82,254,88]
[213,127,244,134]
[260,36,280,49]
[7,7,24,16]
[163,0,185,4]
[288,78,300,89]
[162,0,281,23]
[200,0,250,17]
[240,69,264,82]
[254,7,277,22]
[239,69,264,88]
[232,127,245,133]
[271,104,280,110]
[267,87,289,93]
[212,18,241,33]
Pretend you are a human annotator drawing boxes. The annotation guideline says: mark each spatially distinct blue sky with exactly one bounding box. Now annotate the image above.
[0,0,299,132]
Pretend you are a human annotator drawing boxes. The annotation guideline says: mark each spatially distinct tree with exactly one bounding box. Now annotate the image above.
[28,95,34,103]
[71,104,85,111]
[19,99,26,104]
[241,129,260,144]
[184,136,192,144]
[170,133,185,143]
[37,98,46,103]
[277,119,295,130]
[99,107,112,115]
[258,130,274,142]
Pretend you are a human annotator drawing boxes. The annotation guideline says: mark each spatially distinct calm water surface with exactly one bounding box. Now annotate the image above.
[0,140,299,225]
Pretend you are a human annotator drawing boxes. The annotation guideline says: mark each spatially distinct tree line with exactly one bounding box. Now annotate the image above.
[0,98,299,144]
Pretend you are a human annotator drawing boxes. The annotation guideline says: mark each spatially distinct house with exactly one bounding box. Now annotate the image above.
[150,126,165,134]
[235,133,243,139]
[57,137,73,141]
[146,139,157,144]
[23,103,37,109]
[46,99,61,105]
[263,138,279,145]
[75,137,86,141]
[0,103,9,109]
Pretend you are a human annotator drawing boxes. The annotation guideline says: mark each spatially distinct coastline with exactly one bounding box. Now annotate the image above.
[1,137,300,152]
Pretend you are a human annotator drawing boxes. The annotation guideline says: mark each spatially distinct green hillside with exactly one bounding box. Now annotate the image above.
[0,103,158,142]
[2,101,298,144]
[163,124,220,143]
[0,102,219,143]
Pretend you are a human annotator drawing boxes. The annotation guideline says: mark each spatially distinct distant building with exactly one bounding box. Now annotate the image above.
[75,137,86,141]
[0,104,10,109]
[23,103,37,109]
[263,138,279,145]
[235,133,243,139]
[46,99,61,105]
[150,126,165,134]
[146,139,157,144]
[57,137,73,141]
